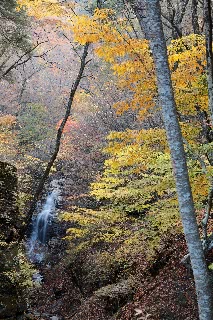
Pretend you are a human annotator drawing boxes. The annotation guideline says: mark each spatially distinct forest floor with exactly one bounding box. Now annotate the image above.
[27,193,207,320]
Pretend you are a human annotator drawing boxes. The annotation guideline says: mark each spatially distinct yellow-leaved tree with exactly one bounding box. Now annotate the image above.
[69,22,213,279]
[17,1,213,287]
[63,8,212,242]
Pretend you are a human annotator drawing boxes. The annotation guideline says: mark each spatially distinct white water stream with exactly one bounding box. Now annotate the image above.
[27,181,60,262]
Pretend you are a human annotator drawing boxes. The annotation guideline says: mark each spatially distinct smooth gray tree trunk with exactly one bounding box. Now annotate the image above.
[132,1,213,319]
[204,0,213,122]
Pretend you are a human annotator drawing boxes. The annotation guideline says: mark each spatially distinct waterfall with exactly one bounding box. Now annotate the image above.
[32,190,58,244]
[27,183,60,262]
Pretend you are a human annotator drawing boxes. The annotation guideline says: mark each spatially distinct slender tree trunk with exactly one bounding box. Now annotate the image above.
[192,0,200,34]
[204,0,213,122]
[132,1,213,319]
[19,43,90,241]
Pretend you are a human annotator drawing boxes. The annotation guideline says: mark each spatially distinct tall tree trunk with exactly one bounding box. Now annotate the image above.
[19,43,90,241]
[204,0,213,122]
[192,0,200,34]
[132,1,213,319]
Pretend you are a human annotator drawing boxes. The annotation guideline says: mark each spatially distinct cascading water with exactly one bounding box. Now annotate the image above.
[27,182,60,262]
[33,190,58,243]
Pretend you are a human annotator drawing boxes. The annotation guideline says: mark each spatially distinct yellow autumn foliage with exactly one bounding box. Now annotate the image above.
[17,2,213,275]
[17,0,67,19]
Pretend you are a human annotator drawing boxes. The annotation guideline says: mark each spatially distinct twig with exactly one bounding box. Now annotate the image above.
[0,41,47,79]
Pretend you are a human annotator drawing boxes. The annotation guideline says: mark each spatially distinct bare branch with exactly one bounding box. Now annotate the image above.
[18,43,90,241]
[0,41,47,80]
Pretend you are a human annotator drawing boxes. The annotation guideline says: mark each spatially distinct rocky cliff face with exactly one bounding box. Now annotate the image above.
[0,162,19,239]
[0,161,22,319]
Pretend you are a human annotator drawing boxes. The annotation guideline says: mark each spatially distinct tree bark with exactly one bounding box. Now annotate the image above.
[19,43,90,241]
[132,1,213,319]
[192,0,200,34]
[204,0,213,122]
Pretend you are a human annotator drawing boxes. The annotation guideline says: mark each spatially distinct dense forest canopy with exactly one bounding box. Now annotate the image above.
[1,0,213,320]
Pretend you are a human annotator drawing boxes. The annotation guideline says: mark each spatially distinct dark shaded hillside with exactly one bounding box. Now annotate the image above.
[0,162,35,319]
[118,235,199,320]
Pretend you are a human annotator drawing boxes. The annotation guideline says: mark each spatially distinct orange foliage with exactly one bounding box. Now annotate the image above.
[0,114,16,128]
[56,117,79,134]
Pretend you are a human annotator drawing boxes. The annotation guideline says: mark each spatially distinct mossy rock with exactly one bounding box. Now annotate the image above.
[0,162,26,318]
[0,161,19,240]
